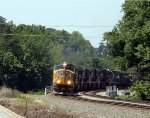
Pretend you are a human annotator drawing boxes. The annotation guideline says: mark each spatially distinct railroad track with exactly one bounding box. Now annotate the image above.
[52,90,150,110]
[82,91,150,109]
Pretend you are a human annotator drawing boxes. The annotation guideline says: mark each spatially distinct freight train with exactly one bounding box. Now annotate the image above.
[52,62,131,94]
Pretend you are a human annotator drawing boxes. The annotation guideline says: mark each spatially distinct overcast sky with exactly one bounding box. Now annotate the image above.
[0,0,124,47]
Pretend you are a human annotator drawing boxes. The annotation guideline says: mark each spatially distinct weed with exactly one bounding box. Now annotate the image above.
[116,95,140,100]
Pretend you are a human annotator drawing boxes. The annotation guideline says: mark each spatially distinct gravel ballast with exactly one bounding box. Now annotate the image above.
[39,94,150,118]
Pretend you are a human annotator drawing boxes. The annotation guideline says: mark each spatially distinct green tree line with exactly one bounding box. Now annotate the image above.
[0,16,100,91]
[103,0,150,100]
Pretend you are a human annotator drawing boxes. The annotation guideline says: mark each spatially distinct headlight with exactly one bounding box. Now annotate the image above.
[67,80,71,85]
[57,80,61,84]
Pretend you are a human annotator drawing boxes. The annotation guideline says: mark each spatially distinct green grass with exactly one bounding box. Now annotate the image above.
[15,93,47,107]
[0,87,46,107]
[27,89,45,95]
[116,95,140,101]
[0,93,3,98]
[11,90,22,98]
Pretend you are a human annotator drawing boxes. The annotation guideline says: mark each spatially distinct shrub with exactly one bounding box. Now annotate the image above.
[131,80,150,100]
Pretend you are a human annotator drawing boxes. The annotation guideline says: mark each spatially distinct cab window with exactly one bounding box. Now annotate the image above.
[55,65,64,70]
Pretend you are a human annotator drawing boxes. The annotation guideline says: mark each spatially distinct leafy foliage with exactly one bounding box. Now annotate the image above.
[131,80,150,100]
[103,1,150,100]
[0,19,55,91]
[103,1,150,79]
[0,16,94,91]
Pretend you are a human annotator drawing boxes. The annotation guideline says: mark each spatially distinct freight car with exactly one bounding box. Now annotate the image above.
[52,62,131,94]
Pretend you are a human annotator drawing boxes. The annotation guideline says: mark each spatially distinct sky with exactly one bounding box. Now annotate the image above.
[0,0,124,48]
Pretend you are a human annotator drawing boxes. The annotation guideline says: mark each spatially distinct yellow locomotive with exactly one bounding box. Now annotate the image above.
[52,62,76,94]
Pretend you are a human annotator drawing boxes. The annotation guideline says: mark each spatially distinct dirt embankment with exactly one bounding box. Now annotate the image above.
[0,87,78,118]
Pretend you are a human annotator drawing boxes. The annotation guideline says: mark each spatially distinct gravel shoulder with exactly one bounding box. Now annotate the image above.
[38,93,150,118]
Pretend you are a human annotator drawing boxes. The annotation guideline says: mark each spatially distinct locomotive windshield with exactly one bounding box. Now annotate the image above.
[54,63,75,71]
[55,65,64,70]
[56,71,72,77]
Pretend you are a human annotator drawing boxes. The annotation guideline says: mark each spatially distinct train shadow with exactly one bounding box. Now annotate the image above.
[53,92,81,97]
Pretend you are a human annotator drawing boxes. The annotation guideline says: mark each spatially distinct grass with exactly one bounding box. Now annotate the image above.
[0,86,82,118]
[0,86,46,107]
[0,93,3,98]
[27,89,45,95]
[11,90,22,98]
[116,95,140,101]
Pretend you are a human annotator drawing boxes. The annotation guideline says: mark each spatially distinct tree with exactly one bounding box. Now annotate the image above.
[103,1,150,79]
[0,18,55,91]
[59,31,93,66]
[131,80,150,100]
[0,16,95,91]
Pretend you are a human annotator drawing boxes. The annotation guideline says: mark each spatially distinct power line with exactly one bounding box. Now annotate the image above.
[0,33,101,39]
[0,23,114,28]
[48,25,114,28]
[1,33,46,37]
